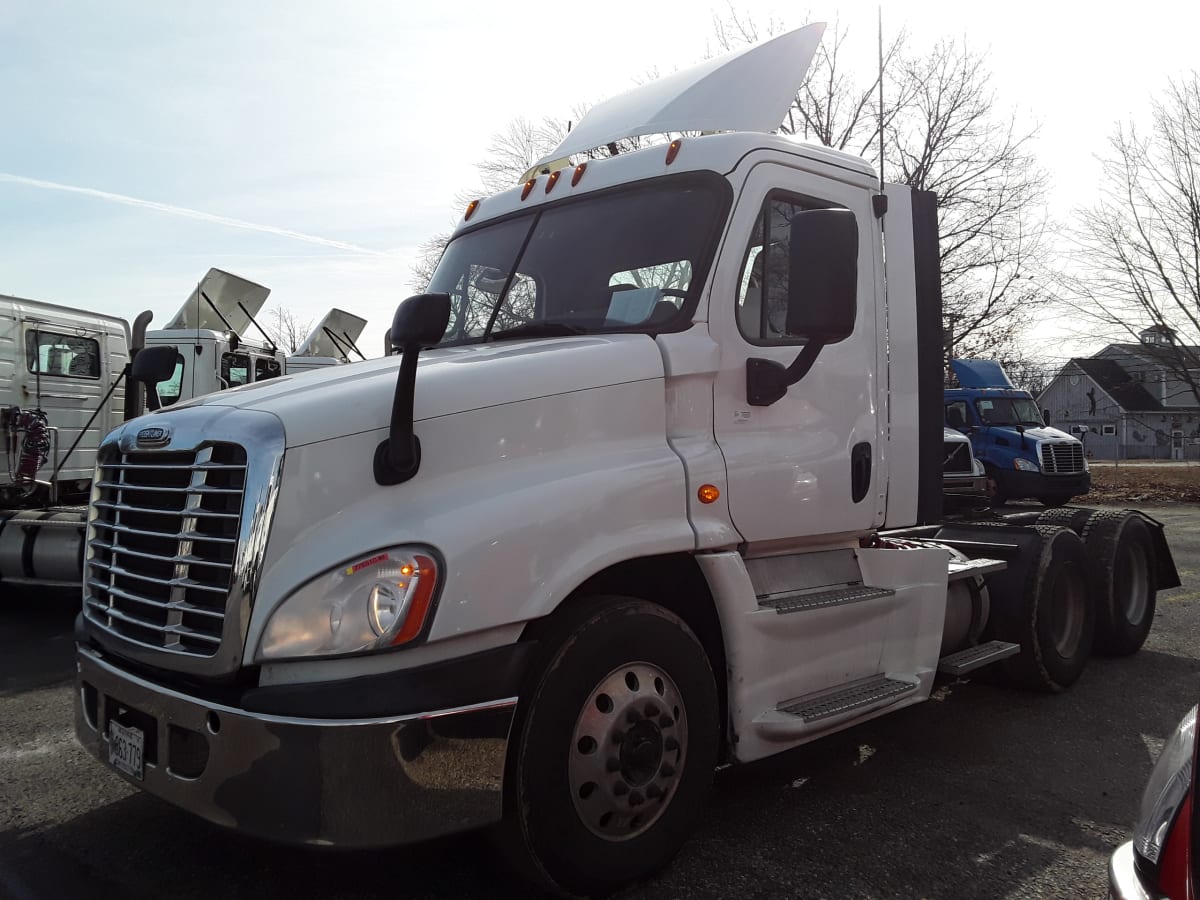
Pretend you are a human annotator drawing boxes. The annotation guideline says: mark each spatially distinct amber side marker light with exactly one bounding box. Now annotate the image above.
[545,170,562,193]
[665,139,683,165]
[571,163,587,186]
[698,484,720,504]
[464,199,480,221]
[521,178,537,200]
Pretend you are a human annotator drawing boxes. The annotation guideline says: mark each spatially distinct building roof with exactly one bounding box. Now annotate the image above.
[1071,358,1163,411]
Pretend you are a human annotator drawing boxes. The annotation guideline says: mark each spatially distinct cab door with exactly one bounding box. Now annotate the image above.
[711,162,883,546]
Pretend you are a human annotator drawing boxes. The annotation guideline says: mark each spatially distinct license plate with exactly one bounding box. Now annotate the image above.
[108,719,145,781]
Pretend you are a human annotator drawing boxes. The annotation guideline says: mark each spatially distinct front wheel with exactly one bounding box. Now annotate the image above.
[504,597,719,897]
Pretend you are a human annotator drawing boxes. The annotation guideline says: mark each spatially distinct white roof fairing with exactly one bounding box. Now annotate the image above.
[535,23,826,168]
[164,268,271,336]
[293,308,368,360]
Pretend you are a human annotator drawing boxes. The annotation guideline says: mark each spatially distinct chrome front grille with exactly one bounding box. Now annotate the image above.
[84,444,247,657]
[943,440,973,474]
[1039,441,1086,474]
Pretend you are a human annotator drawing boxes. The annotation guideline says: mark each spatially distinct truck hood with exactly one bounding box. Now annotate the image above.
[167,334,665,448]
[982,424,1077,444]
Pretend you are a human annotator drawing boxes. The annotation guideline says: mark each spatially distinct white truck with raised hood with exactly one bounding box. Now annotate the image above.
[72,25,1179,896]
[1,270,366,590]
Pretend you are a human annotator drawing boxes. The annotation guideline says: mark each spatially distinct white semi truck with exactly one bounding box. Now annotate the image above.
[72,25,1178,896]
[1,270,366,588]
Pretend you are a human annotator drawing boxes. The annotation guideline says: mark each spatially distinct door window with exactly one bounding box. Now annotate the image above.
[254,357,282,382]
[735,192,842,344]
[24,330,100,378]
[157,354,186,406]
[221,353,250,388]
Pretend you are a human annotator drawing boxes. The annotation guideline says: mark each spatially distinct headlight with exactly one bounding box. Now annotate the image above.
[1134,706,1196,866]
[1013,457,1040,472]
[257,547,440,660]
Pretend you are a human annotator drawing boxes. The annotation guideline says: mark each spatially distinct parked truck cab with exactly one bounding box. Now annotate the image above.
[945,359,1090,506]
[71,25,1175,897]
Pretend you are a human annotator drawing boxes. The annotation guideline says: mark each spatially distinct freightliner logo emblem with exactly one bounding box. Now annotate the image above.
[136,425,170,445]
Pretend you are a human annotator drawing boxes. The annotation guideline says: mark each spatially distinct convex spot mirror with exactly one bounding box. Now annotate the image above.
[131,344,180,413]
[783,208,858,342]
[131,345,179,385]
[390,292,451,351]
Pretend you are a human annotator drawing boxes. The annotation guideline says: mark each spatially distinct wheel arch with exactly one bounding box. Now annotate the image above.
[518,552,731,760]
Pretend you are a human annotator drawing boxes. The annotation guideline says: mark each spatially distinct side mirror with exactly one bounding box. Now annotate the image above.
[784,208,858,341]
[131,344,179,412]
[374,294,451,485]
[746,208,859,406]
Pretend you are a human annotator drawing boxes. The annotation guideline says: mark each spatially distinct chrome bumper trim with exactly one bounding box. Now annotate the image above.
[75,646,515,847]
[1108,842,1163,900]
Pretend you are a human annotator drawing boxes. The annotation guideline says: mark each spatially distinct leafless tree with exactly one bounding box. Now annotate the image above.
[265,306,312,354]
[712,10,1050,359]
[412,12,1050,361]
[1065,73,1200,404]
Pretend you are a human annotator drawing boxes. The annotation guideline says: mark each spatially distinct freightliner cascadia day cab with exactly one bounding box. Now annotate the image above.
[1,270,366,590]
[72,25,1178,896]
[945,358,1090,507]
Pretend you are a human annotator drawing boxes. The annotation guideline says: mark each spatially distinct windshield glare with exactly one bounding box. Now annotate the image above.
[428,177,725,345]
[975,396,1044,427]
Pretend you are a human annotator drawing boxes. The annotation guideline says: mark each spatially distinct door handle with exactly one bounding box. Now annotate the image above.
[851,442,872,503]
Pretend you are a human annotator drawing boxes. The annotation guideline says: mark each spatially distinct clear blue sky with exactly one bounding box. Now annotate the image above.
[3,1,1198,358]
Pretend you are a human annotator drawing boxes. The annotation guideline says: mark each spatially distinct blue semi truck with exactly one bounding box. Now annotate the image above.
[944,359,1090,506]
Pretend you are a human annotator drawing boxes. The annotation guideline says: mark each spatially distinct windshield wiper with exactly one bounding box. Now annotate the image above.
[488,322,586,342]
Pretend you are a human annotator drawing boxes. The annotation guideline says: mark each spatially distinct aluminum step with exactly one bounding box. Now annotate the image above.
[937,640,1020,676]
[758,584,894,614]
[947,557,1007,582]
[779,675,917,723]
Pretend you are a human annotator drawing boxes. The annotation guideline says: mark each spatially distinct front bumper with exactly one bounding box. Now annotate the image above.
[1108,841,1165,900]
[75,645,516,848]
[994,468,1091,501]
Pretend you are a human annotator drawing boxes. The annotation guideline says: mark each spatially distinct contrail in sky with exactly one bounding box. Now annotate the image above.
[0,173,388,256]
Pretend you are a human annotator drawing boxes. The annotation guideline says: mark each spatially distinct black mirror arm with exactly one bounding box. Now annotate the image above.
[746,340,826,407]
[374,345,422,485]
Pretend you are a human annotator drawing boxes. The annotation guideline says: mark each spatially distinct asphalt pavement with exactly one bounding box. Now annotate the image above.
[2,504,1198,899]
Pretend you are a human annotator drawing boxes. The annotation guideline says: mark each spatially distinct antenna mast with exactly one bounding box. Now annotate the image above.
[878,6,885,193]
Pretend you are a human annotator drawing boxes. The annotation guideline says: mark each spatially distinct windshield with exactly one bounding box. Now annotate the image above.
[428,175,727,344]
[975,396,1044,427]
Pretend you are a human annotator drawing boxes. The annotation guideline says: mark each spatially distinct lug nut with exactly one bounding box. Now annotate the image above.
[644,703,661,718]
[647,784,663,799]
[613,781,629,796]
[611,728,625,744]
[661,763,676,777]
[629,791,645,807]
[659,715,675,728]
[664,737,679,752]
[626,709,642,723]
[606,757,621,772]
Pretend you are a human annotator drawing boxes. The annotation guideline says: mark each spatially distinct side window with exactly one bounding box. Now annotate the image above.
[157,354,186,406]
[735,192,841,343]
[221,352,250,388]
[1102,424,1117,436]
[945,401,969,430]
[24,330,100,378]
[254,357,282,382]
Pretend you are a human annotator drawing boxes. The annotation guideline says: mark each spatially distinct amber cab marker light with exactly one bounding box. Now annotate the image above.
[571,163,587,186]
[545,170,562,194]
[464,199,480,221]
[521,178,537,200]
[698,484,720,504]
[665,139,683,165]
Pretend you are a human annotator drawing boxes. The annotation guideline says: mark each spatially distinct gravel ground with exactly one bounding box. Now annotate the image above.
[2,504,1198,899]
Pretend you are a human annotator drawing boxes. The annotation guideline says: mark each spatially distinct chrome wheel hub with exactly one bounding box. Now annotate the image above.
[568,662,687,841]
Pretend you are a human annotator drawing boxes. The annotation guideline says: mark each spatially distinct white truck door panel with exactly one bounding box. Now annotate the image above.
[711,162,881,546]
